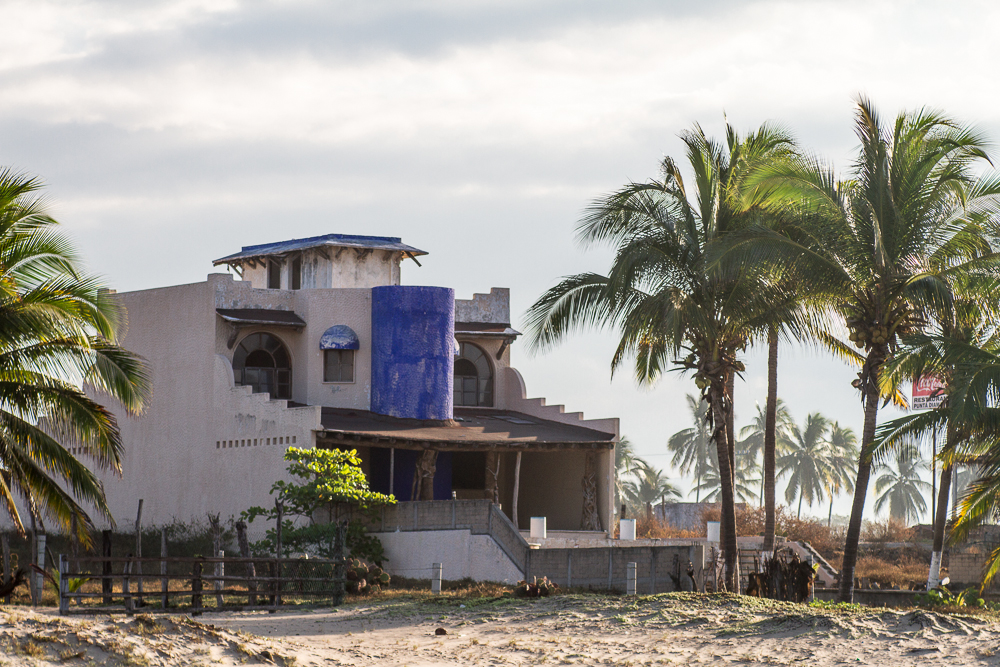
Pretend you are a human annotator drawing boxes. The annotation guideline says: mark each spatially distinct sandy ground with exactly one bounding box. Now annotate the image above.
[2,593,1000,666]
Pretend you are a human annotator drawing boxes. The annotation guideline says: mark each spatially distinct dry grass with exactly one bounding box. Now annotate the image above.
[635,516,702,539]
[855,555,928,589]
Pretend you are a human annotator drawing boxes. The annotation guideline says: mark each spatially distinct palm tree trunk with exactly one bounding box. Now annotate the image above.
[927,439,954,590]
[836,354,883,603]
[828,499,833,527]
[710,383,738,593]
[726,370,736,475]
[797,492,803,519]
[763,328,779,553]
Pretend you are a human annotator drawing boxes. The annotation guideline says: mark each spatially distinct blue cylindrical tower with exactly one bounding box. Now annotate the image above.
[370,286,455,421]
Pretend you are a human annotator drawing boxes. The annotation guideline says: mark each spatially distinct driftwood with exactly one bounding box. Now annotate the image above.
[745,550,816,602]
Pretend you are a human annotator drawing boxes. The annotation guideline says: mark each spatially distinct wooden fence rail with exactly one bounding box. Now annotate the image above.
[58,554,346,615]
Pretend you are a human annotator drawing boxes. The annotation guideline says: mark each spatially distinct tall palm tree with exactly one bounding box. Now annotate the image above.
[526,122,797,591]
[728,98,1000,601]
[615,435,639,512]
[876,302,1000,587]
[777,413,834,518]
[0,170,150,540]
[874,447,931,523]
[826,422,858,526]
[739,399,793,506]
[691,446,760,504]
[621,459,681,516]
[667,395,713,502]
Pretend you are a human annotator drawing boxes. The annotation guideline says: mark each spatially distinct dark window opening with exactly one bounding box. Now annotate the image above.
[451,452,486,489]
[454,342,493,407]
[324,349,354,382]
[267,260,281,289]
[291,257,301,290]
[233,332,291,399]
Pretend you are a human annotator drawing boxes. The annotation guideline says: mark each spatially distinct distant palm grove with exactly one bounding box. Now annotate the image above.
[528,97,1000,602]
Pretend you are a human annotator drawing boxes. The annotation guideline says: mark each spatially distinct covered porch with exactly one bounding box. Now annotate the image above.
[317,406,615,532]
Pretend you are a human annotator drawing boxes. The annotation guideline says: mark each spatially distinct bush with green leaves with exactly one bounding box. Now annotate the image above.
[915,586,997,610]
[242,447,395,565]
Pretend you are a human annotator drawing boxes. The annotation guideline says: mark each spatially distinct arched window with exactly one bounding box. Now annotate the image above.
[454,342,493,407]
[233,333,292,399]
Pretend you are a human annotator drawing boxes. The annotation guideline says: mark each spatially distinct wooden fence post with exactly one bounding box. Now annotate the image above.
[102,530,112,605]
[160,529,168,609]
[274,499,284,608]
[192,558,203,616]
[1,533,10,604]
[123,557,133,614]
[236,520,257,606]
[333,521,346,606]
[217,551,225,608]
[58,554,68,615]
[35,531,46,607]
[134,499,143,606]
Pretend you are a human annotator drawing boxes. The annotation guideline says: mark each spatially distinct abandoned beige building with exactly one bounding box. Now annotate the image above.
[93,233,620,581]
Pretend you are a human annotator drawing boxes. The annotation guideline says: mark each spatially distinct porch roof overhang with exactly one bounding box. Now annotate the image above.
[317,407,615,452]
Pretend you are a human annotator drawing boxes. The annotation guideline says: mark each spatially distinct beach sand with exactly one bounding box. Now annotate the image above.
[2,593,998,665]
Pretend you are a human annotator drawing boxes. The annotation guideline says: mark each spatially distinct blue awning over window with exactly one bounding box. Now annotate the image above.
[320,325,360,350]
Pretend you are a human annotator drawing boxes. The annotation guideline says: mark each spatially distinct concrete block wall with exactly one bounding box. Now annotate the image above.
[526,545,705,592]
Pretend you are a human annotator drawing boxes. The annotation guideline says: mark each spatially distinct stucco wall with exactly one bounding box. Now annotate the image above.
[455,288,510,324]
[240,248,401,290]
[374,529,523,583]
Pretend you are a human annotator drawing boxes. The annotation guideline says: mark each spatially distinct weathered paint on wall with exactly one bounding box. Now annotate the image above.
[370,285,455,421]
[455,288,510,324]
[242,247,402,290]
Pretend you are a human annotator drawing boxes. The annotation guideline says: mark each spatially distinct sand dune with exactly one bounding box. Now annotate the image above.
[3,593,998,665]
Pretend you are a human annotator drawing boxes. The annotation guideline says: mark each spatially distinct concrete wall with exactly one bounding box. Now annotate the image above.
[375,529,523,583]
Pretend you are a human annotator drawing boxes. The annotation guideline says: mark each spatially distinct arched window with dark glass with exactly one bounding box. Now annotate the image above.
[454,342,493,407]
[233,333,292,399]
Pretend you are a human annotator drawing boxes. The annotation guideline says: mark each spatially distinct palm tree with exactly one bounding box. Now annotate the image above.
[615,435,639,512]
[526,122,797,591]
[777,413,835,518]
[621,459,681,516]
[728,98,1000,601]
[826,422,858,526]
[874,447,931,523]
[739,399,793,506]
[691,447,760,504]
[0,170,150,540]
[667,395,713,502]
[876,305,1000,587]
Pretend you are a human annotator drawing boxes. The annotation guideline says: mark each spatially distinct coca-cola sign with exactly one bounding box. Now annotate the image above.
[912,375,946,410]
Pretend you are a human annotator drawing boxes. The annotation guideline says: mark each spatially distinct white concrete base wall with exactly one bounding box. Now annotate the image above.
[374,530,523,584]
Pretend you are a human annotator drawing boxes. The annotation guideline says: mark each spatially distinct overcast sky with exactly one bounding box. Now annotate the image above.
[4,0,996,522]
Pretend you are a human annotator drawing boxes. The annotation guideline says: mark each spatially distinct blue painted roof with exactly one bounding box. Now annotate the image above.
[213,233,427,265]
[320,325,360,350]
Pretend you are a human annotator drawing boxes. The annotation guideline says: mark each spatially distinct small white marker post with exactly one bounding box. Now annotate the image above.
[626,562,637,596]
[431,563,443,594]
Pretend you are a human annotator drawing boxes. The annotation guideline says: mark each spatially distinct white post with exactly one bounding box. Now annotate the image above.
[216,550,225,607]
[431,563,442,594]
[626,562,637,596]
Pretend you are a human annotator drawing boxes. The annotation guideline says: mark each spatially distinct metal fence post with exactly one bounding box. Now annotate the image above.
[626,562,637,596]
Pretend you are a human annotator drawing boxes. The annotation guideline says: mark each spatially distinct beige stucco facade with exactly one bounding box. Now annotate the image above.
[94,237,617,535]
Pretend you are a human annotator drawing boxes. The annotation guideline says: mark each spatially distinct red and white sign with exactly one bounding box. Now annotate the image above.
[912,375,946,410]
